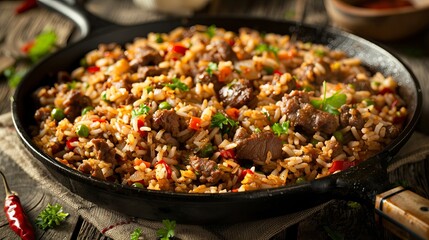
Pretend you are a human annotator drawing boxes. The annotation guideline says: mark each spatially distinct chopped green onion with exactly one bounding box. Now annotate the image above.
[132,182,144,188]
[333,131,343,143]
[165,77,189,91]
[76,124,89,137]
[132,104,150,118]
[206,62,218,77]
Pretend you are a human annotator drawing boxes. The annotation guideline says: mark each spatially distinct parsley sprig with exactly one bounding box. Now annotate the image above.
[130,228,142,240]
[36,203,69,230]
[206,62,218,76]
[272,121,290,136]
[310,81,346,115]
[157,219,176,240]
[255,43,279,56]
[132,104,150,118]
[165,77,189,91]
[210,112,238,134]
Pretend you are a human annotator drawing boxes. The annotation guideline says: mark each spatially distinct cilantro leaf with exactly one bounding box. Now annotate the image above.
[210,112,238,134]
[132,104,150,118]
[157,219,176,240]
[310,81,346,116]
[165,77,189,91]
[130,228,142,240]
[28,30,57,62]
[36,203,69,230]
[206,25,216,38]
[206,62,218,77]
[255,43,279,56]
[272,121,290,136]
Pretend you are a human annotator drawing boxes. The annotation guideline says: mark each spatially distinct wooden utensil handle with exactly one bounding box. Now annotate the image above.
[375,186,429,240]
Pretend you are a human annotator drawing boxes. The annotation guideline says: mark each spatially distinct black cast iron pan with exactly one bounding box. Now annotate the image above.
[11,0,429,237]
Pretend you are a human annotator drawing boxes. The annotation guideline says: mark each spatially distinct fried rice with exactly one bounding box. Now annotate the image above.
[31,25,407,193]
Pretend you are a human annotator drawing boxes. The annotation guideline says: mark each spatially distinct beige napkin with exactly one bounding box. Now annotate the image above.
[0,112,428,240]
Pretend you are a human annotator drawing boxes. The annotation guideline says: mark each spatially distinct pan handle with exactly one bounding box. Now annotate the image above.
[37,0,118,42]
[375,187,429,240]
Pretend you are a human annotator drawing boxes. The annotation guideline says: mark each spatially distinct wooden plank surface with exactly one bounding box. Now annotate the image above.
[0,0,429,239]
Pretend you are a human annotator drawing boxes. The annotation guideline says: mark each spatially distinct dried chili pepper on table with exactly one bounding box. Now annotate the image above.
[1,171,35,240]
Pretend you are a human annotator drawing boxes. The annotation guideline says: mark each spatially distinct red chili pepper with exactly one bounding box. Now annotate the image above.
[136,118,147,137]
[20,41,35,54]
[220,149,236,160]
[155,160,172,179]
[66,137,79,150]
[238,168,254,182]
[170,44,188,55]
[15,0,38,14]
[273,70,283,76]
[329,160,356,174]
[92,118,106,123]
[87,66,100,73]
[1,171,35,240]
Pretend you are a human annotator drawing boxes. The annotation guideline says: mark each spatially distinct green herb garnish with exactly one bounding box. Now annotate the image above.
[333,131,343,143]
[310,81,346,115]
[264,66,274,75]
[3,67,26,88]
[255,43,279,56]
[206,62,218,77]
[210,112,238,134]
[155,33,164,43]
[132,104,150,118]
[165,77,189,91]
[67,80,77,90]
[272,121,290,136]
[157,219,176,240]
[130,228,142,240]
[28,30,57,62]
[36,203,69,230]
[206,25,216,38]
[198,143,215,158]
[314,49,326,57]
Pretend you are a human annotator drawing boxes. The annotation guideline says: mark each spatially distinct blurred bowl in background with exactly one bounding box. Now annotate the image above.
[133,0,211,16]
[324,0,429,41]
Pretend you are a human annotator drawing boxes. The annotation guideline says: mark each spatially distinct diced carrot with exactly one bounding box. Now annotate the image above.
[218,66,232,82]
[188,116,202,130]
[134,158,143,166]
[278,49,297,60]
[226,108,240,120]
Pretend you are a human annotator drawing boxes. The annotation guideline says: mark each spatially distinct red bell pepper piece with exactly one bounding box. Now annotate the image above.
[220,149,236,160]
[273,70,283,75]
[238,168,254,182]
[329,160,356,174]
[87,66,100,73]
[171,44,188,55]
[188,117,202,130]
[136,118,147,137]
[66,137,79,150]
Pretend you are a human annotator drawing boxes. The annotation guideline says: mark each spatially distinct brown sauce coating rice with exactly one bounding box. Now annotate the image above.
[32,25,407,193]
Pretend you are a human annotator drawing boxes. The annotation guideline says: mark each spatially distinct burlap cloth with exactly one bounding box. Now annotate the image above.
[1,112,428,240]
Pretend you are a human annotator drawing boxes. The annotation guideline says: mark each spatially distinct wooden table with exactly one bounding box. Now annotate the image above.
[1,0,429,239]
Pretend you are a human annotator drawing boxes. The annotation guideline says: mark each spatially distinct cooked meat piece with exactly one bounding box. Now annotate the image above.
[138,66,168,80]
[325,138,343,158]
[124,94,137,105]
[129,46,163,71]
[34,106,52,123]
[195,71,222,92]
[233,127,250,142]
[91,139,116,165]
[236,131,283,161]
[201,40,238,62]
[163,132,179,146]
[78,162,105,180]
[344,77,372,92]
[280,91,339,134]
[57,71,72,83]
[63,90,92,120]
[189,155,222,184]
[385,124,401,139]
[111,78,133,91]
[219,79,253,108]
[98,43,119,52]
[340,105,364,129]
[152,109,187,137]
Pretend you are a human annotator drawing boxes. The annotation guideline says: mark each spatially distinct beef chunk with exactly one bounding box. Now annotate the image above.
[219,79,253,108]
[325,138,343,158]
[195,71,222,92]
[34,106,52,123]
[78,162,105,180]
[280,91,339,134]
[129,46,163,70]
[152,109,187,137]
[91,139,116,165]
[236,132,283,161]
[63,90,92,120]
[385,124,400,139]
[138,66,168,80]
[340,105,364,129]
[57,71,72,83]
[189,155,222,184]
[201,40,238,62]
